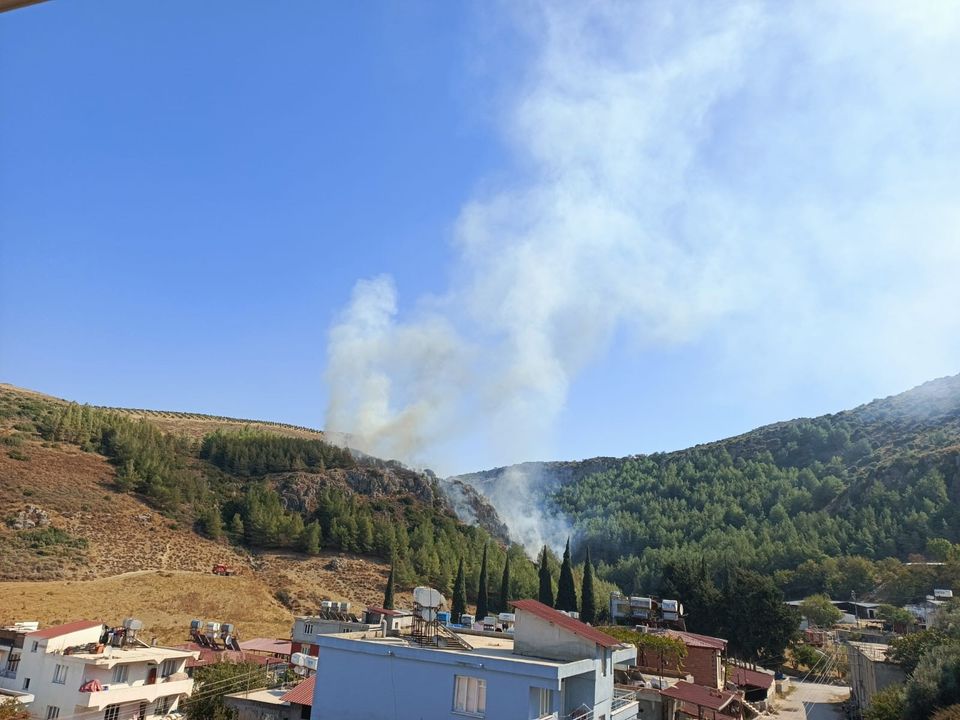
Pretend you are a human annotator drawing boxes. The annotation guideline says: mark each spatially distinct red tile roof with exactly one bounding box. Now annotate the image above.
[27,621,102,640]
[239,638,293,656]
[665,630,727,650]
[280,676,315,706]
[731,666,773,689]
[511,600,624,649]
[661,681,737,711]
[175,643,287,668]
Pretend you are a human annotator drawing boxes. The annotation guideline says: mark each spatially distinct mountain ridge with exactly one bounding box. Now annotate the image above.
[449,372,960,593]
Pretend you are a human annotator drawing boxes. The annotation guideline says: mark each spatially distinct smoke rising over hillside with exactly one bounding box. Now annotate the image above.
[324,2,960,550]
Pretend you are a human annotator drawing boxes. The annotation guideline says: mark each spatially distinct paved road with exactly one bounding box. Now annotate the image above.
[775,680,850,720]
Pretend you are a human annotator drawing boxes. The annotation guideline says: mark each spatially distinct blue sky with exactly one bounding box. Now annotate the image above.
[3,1,960,475]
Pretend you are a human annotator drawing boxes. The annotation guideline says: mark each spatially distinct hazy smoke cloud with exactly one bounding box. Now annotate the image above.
[325,1,960,549]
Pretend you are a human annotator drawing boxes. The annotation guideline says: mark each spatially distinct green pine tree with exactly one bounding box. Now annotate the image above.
[300,521,321,555]
[476,543,489,620]
[556,538,578,611]
[580,545,597,623]
[229,513,244,539]
[499,553,511,613]
[452,557,467,623]
[383,565,395,610]
[538,545,554,607]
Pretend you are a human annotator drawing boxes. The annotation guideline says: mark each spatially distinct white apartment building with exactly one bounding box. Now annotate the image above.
[0,620,197,720]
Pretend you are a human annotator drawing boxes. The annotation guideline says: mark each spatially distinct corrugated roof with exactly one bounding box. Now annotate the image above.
[239,638,292,655]
[27,621,102,640]
[511,600,624,649]
[175,643,287,668]
[730,666,773,689]
[665,630,727,650]
[279,676,315,706]
[661,681,736,711]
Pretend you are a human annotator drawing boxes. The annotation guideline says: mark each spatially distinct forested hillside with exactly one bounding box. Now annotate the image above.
[454,374,960,602]
[0,385,526,608]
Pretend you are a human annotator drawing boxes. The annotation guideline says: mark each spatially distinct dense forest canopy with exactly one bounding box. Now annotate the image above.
[456,374,960,601]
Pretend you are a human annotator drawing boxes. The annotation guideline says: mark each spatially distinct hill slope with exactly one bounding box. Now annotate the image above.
[452,374,960,593]
[0,384,517,640]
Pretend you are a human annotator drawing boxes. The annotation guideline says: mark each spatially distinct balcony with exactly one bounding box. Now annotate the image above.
[77,677,194,709]
[611,688,640,720]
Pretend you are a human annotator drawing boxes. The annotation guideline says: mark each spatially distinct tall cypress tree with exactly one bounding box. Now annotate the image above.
[452,558,467,623]
[476,543,489,620]
[499,553,511,613]
[538,545,554,607]
[580,545,597,624]
[556,538,578,612]
[383,565,395,610]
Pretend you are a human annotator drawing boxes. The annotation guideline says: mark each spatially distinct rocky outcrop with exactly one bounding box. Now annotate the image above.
[8,504,51,529]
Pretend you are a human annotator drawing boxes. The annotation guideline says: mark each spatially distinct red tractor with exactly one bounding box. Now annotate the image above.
[212,563,235,576]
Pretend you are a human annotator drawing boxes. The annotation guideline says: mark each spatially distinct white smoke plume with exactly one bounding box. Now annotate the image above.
[324,1,960,551]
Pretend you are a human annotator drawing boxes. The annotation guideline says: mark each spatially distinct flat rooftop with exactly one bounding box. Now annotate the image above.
[64,645,196,663]
[342,633,578,669]
[848,641,893,662]
[224,688,289,706]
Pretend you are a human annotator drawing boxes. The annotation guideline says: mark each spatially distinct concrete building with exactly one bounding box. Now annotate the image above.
[309,598,639,720]
[0,620,197,720]
[623,629,726,690]
[847,641,906,715]
[904,589,954,628]
[609,593,685,629]
[666,631,726,690]
[0,623,37,711]
[289,613,381,657]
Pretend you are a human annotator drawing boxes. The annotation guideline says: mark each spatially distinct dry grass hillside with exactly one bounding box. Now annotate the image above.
[0,384,410,642]
[0,571,293,645]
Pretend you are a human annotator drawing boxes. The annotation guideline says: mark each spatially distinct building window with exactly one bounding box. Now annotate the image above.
[45,707,60,719]
[155,696,171,715]
[303,623,314,636]
[453,675,486,716]
[138,703,147,720]
[52,664,68,685]
[535,688,552,717]
[112,664,129,684]
[104,705,120,720]
[5,652,20,674]
[22,678,30,690]
[160,659,177,677]
[31,641,39,653]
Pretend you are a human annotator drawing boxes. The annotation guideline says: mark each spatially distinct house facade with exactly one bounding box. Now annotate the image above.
[627,630,726,690]
[309,599,638,720]
[0,620,196,720]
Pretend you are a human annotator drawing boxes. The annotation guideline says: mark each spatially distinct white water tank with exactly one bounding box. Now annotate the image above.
[291,653,318,671]
[413,587,444,608]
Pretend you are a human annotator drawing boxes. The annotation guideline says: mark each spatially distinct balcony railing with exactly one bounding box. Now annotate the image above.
[78,677,194,709]
[611,689,640,719]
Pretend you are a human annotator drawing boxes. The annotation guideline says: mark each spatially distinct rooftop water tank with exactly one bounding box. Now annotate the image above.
[413,587,444,608]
